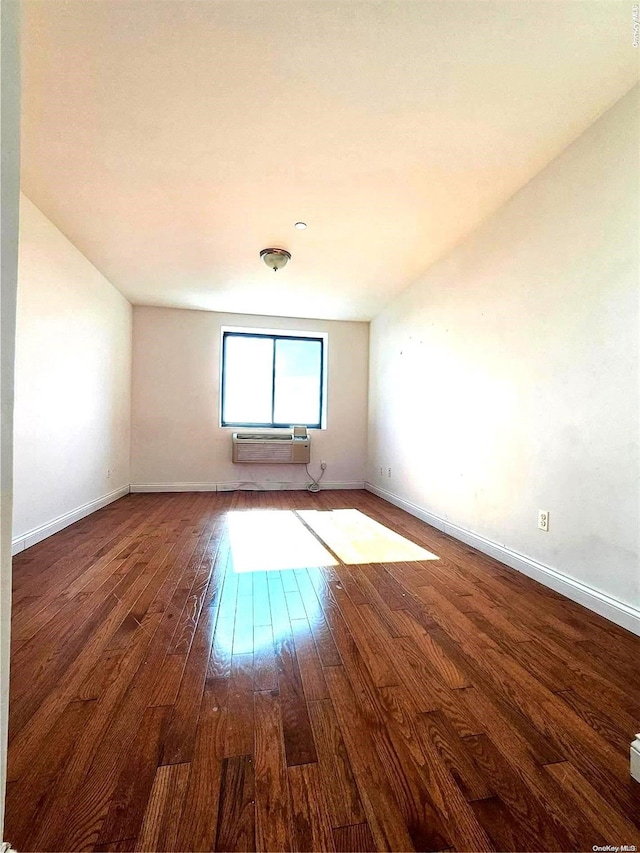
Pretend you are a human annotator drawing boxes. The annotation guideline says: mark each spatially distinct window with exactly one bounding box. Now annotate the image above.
[221,331,325,428]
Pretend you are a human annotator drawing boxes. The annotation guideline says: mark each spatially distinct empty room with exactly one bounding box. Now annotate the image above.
[0,1,639,851]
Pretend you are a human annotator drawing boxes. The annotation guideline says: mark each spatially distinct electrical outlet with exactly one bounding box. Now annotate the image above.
[320,461,327,470]
[538,510,549,531]
[387,467,392,478]
[379,466,383,476]
[107,468,111,479]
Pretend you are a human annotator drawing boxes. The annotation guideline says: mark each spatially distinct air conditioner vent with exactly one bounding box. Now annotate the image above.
[232,432,310,464]
[236,432,293,441]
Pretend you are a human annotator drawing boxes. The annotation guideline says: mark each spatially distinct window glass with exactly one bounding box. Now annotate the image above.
[273,338,322,426]
[222,335,274,425]
[221,332,324,428]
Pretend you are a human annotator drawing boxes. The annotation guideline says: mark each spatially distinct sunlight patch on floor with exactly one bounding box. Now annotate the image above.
[227,510,337,573]
[297,508,439,565]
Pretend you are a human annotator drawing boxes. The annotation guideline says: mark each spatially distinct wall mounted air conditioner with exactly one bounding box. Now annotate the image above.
[232,432,310,464]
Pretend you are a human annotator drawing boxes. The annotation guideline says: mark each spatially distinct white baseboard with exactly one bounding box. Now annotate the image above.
[130,482,218,493]
[11,485,130,555]
[365,482,640,637]
[215,480,364,492]
[131,481,364,493]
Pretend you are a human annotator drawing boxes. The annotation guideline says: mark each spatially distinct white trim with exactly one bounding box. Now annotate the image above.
[631,735,640,783]
[365,482,640,637]
[130,482,218,493]
[131,481,364,493]
[11,485,130,555]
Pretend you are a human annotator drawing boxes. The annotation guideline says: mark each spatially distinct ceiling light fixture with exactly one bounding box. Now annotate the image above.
[260,247,291,272]
[294,221,307,230]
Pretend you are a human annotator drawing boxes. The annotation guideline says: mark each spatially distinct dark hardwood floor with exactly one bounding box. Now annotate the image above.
[5,489,640,852]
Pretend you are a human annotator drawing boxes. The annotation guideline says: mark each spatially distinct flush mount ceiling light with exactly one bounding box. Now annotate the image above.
[260,247,291,272]
[294,221,307,230]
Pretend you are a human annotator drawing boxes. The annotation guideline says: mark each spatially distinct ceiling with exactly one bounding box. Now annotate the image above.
[21,1,638,322]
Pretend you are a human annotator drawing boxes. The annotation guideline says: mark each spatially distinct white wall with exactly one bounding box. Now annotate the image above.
[12,195,132,549]
[368,87,639,627]
[1,0,20,840]
[131,307,368,490]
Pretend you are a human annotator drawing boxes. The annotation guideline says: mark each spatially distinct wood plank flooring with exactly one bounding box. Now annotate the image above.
[5,489,640,852]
